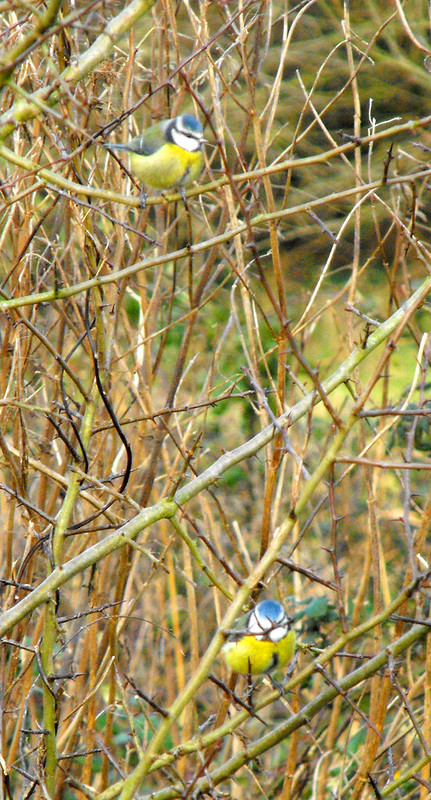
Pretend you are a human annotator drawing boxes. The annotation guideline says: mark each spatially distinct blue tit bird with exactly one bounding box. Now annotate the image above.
[102,113,205,196]
[222,600,296,676]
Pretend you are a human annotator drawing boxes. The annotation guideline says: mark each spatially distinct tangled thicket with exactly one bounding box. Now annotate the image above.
[1,1,431,799]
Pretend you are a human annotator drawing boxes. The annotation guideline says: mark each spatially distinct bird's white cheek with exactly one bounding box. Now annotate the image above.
[172,130,201,152]
[247,613,262,636]
[270,626,288,642]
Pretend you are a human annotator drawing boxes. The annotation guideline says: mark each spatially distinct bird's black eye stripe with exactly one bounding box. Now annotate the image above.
[166,123,201,147]
[180,129,201,141]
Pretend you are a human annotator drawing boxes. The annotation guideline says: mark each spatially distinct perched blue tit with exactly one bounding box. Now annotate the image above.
[222,600,296,675]
[102,113,205,193]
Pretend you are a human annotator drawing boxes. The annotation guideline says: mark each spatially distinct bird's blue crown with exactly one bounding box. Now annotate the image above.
[256,600,285,621]
[179,114,203,134]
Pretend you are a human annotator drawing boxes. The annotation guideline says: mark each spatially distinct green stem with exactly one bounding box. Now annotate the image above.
[169,516,233,599]
[40,597,58,797]
[52,391,97,566]
[40,391,96,793]
[0,0,62,84]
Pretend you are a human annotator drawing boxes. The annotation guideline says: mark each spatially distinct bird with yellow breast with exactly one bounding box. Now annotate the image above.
[222,600,296,676]
[102,113,205,203]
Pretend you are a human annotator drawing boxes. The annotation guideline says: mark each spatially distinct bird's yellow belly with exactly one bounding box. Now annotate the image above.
[222,631,296,675]
[129,144,203,190]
